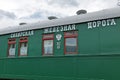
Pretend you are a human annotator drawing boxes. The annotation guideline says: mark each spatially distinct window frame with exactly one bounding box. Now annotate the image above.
[19,37,28,56]
[64,31,78,54]
[42,34,54,56]
[8,38,16,56]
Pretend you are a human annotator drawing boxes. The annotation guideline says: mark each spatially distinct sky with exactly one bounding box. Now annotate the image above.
[0,0,119,29]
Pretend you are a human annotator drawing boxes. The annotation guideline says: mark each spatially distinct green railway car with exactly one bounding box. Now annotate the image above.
[0,7,120,80]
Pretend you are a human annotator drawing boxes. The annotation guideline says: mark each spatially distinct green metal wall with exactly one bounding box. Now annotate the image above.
[0,17,120,80]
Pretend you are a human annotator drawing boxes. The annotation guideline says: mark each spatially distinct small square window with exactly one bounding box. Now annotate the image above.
[19,37,28,56]
[64,31,78,54]
[42,34,54,55]
[8,38,16,56]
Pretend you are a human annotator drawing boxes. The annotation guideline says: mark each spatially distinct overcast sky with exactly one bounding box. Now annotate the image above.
[0,0,119,29]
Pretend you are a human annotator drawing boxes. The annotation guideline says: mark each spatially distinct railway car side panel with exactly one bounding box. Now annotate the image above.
[77,23,100,55]
[0,35,9,57]
[28,29,43,56]
[0,17,120,80]
[100,18,120,54]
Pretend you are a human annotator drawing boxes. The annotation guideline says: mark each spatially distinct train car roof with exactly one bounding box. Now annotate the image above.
[0,7,120,35]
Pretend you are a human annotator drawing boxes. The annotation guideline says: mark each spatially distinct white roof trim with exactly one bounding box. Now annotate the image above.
[0,7,120,35]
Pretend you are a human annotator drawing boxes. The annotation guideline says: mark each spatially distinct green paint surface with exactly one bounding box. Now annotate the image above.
[0,18,120,80]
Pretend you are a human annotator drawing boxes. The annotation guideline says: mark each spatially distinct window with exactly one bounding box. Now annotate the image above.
[64,31,78,54]
[8,38,16,56]
[43,34,54,55]
[19,37,28,56]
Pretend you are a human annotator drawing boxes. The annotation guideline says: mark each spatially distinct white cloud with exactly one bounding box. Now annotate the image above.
[0,9,16,19]
[0,18,17,29]
[0,0,119,29]
[47,0,79,7]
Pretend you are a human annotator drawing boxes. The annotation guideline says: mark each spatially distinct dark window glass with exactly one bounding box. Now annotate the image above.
[66,38,77,53]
